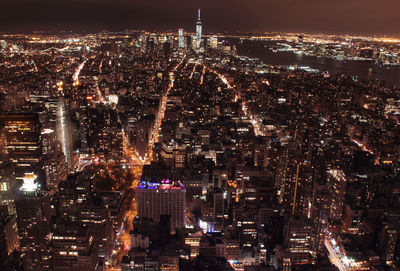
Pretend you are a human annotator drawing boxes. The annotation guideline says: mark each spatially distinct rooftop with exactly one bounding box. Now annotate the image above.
[137,178,185,190]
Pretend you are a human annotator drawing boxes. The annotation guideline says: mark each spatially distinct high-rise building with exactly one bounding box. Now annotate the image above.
[3,113,44,186]
[342,201,363,234]
[28,83,55,107]
[310,181,330,253]
[233,208,258,246]
[57,171,94,221]
[41,128,68,190]
[178,28,185,49]
[280,155,313,216]
[327,169,347,226]
[284,216,314,265]
[214,190,224,231]
[43,96,58,130]
[0,205,19,270]
[136,178,186,233]
[15,174,51,271]
[76,86,90,156]
[379,219,399,266]
[191,35,198,51]
[3,113,67,191]
[78,196,114,261]
[57,96,74,171]
[55,171,114,261]
[0,163,18,215]
[196,9,202,49]
[208,36,218,50]
[51,222,98,271]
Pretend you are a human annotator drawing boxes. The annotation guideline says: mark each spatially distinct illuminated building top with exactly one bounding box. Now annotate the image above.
[21,173,39,192]
[196,8,202,49]
[137,178,185,190]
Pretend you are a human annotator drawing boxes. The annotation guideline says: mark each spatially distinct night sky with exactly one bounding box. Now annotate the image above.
[1,0,400,36]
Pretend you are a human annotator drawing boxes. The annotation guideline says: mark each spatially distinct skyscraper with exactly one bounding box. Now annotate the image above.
[379,219,399,266]
[280,155,313,217]
[0,163,18,215]
[15,174,51,271]
[214,190,225,231]
[51,223,98,271]
[78,196,114,261]
[284,216,314,265]
[41,128,68,191]
[196,9,202,49]
[0,205,19,270]
[327,169,346,226]
[178,28,185,49]
[57,96,74,171]
[3,113,44,185]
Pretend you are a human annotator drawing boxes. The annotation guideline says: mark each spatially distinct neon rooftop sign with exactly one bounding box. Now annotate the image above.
[137,178,185,190]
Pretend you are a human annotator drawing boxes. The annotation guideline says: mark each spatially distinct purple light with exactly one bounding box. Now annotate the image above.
[161,178,171,184]
[137,179,184,190]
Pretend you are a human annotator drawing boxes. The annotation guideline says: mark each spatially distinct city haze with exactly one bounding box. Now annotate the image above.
[1,0,400,36]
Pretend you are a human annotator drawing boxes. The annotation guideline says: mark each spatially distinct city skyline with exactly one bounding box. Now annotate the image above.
[2,2,400,271]
[1,0,400,37]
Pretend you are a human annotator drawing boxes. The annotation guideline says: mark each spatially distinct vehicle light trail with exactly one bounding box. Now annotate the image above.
[209,68,233,89]
[189,64,197,79]
[352,139,374,155]
[72,60,86,86]
[112,57,187,271]
[122,132,143,167]
[209,67,265,137]
[95,83,105,104]
[242,101,265,136]
[199,64,206,85]
[325,238,347,271]
[99,59,104,73]
[122,55,187,165]
[144,55,186,163]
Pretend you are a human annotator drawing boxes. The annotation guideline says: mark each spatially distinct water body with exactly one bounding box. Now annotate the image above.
[231,39,400,87]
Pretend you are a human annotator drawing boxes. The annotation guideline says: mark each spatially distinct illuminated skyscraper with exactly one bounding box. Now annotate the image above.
[15,174,51,271]
[0,163,17,215]
[214,190,224,231]
[196,9,202,49]
[41,128,68,191]
[2,113,44,185]
[78,196,114,261]
[0,205,19,269]
[51,223,98,271]
[284,216,314,265]
[280,156,312,217]
[178,28,185,49]
[57,96,74,171]
[327,169,346,225]
[136,179,186,233]
[379,219,399,266]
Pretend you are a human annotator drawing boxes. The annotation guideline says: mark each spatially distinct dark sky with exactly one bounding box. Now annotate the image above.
[1,0,400,36]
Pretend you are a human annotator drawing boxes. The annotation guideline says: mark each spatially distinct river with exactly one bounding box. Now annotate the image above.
[231,39,400,87]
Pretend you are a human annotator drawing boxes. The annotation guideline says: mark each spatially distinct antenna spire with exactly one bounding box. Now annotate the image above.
[198,9,201,21]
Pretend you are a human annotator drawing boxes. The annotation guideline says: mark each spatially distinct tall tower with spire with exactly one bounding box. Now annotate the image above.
[196,8,202,49]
